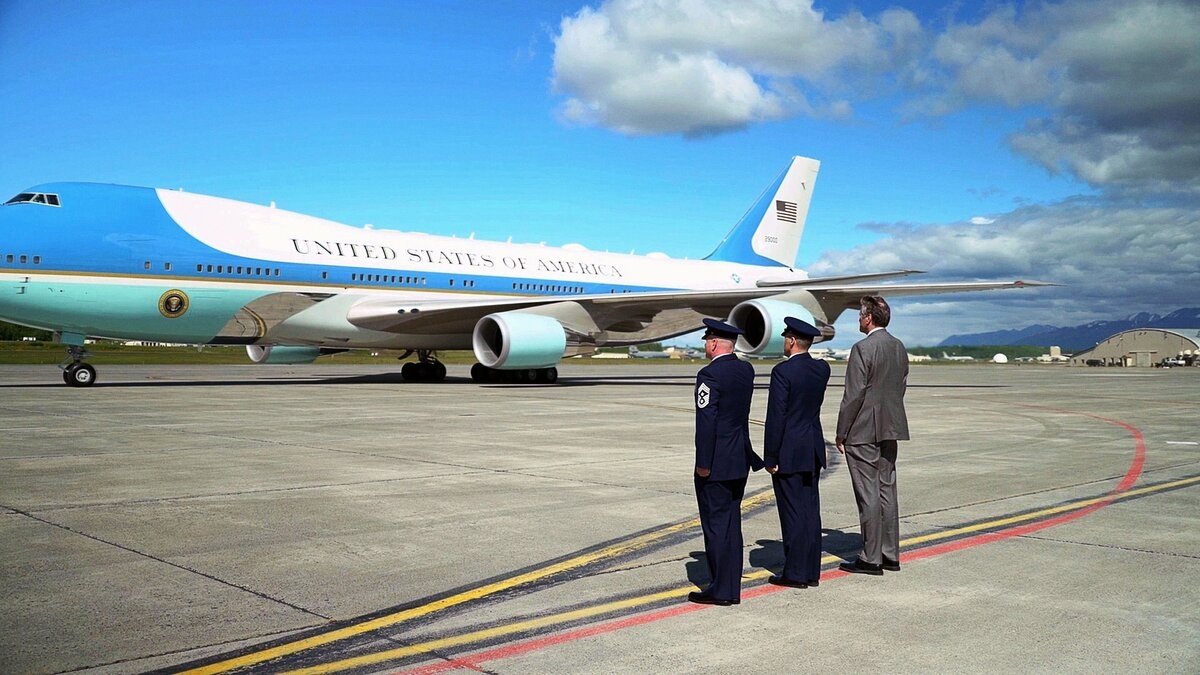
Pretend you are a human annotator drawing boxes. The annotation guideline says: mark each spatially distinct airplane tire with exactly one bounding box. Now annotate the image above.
[402,361,446,382]
[471,363,488,382]
[65,363,96,387]
[541,367,558,384]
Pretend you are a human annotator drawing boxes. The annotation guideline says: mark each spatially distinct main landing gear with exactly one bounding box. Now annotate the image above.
[470,363,558,384]
[399,349,447,382]
[395,349,559,384]
[60,345,97,387]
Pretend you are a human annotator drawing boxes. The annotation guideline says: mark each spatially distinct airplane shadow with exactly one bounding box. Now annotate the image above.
[0,373,707,389]
[2,368,1007,390]
[0,372,416,389]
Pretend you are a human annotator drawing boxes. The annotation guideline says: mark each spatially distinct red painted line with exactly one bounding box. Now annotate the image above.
[393,411,1146,675]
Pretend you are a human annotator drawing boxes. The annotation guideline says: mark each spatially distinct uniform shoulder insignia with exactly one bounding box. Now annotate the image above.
[696,382,711,409]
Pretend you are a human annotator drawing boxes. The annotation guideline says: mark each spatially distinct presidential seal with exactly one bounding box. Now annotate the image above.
[158,289,190,318]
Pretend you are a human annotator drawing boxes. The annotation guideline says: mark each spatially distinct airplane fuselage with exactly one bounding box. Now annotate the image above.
[0,183,804,349]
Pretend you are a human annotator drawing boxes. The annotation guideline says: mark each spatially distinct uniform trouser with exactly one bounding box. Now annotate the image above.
[772,470,822,582]
[844,440,900,565]
[694,475,747,600]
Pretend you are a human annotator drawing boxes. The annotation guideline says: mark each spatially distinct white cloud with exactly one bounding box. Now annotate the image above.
[551,0,1200,194]
[551,0,918,135]
[811,197,1200,346]
[914,0,1200,194]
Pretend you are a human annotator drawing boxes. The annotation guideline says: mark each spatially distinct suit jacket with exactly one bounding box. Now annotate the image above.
[836,328,910,445]
[764,352,831,473]
[695,354,764,480]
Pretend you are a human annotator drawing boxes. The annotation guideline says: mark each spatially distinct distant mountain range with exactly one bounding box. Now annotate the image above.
[939,308,1200,351]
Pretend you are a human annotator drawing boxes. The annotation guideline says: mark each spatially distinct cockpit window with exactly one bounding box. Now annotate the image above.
[4,192,61,207]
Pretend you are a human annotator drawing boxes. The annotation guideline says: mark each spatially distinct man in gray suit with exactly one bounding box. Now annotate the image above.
[836,296,909,575]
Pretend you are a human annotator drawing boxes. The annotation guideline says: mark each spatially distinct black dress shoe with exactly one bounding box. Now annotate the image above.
[806,579,820,587]
[838,558,884,576]
[882,557,901,572]
[688,591,739,606]
[768,575,808,589]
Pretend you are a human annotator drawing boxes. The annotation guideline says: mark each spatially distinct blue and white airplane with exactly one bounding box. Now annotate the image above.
[0,156,1046,386]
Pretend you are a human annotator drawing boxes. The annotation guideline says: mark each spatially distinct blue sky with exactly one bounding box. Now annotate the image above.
[2,0,1196,347]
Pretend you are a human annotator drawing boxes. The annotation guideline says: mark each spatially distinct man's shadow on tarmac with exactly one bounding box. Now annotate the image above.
[685,529,862,587]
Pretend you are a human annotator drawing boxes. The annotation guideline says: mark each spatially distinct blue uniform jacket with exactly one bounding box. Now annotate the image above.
[695,354,764,480]
[763,352,831,474]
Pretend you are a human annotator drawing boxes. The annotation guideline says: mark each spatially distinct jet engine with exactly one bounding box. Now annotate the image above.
[246,345,324,364]
[472,311,567,369]
[727,298,826,356]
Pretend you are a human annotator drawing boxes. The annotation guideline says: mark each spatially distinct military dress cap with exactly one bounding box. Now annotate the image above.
[702,318,744,341]
[781,316,821,339]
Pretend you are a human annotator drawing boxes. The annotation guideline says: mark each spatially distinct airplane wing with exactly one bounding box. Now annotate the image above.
[345,285,798,337]
[345,273,1056,342]
[801,279,1059,317]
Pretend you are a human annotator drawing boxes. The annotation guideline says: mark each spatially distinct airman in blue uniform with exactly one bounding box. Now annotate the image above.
[690,318,764,606]
[764,317,830,589]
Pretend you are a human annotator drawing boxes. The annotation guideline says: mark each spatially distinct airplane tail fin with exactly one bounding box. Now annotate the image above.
[704,156,820,267]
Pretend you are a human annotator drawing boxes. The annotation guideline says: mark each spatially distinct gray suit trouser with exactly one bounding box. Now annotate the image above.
[845,440,899,565]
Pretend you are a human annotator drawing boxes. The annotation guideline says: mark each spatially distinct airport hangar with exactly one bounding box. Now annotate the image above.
[1069,327,1200,367]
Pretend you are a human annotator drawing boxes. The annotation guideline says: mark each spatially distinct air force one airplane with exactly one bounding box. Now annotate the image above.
[0,156,1049,387]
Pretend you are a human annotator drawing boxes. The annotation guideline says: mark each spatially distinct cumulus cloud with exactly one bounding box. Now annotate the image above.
[552,0,1200,193]
[551,0,918,135]
[810,198,1200,345]
[919,0,1200,194]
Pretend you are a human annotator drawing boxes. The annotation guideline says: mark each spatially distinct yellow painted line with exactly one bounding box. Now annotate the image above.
[279,473,1200,675]
[901,474,1200,547]
[281,588,689,675]
[180,488,774,674]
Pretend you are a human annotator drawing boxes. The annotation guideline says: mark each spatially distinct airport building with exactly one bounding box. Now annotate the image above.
[1069,328,1200,367]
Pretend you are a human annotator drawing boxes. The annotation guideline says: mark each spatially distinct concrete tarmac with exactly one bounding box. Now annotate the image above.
[0,362,1196,674]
